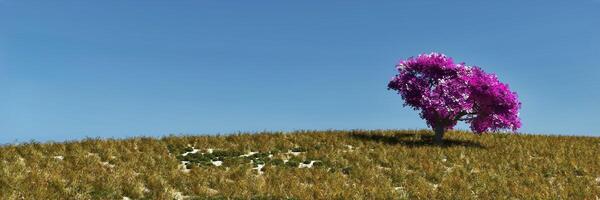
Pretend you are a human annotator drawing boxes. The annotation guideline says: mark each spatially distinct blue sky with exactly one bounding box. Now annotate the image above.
[1,0,599,143]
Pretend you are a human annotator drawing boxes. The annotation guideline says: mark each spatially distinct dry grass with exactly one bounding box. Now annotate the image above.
[1,129,599,199]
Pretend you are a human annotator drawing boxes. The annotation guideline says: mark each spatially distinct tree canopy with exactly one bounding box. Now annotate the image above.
[388,53,521,134]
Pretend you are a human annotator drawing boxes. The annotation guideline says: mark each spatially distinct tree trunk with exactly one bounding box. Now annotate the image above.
[433,125,445,145]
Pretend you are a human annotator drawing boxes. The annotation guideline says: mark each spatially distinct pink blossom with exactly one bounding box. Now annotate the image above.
[388,53,521,133]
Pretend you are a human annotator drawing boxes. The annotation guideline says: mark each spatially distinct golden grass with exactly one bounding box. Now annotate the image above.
[1,130,599,199]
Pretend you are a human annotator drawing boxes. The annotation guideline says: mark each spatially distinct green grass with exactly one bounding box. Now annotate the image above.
[1,130,599,199]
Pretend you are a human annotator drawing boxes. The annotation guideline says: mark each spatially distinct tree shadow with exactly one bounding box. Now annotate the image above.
[349,132,486,148]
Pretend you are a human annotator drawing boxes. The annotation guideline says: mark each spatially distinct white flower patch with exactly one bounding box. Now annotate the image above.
[53,156,64,160]
[253,164,265,175]
[180,161,191,173]
[181,148,200,156]
[239,151,258,157]
[342,144,356,153]
[299,161,319,169]
[122,197,132,200]
[287,150,301,156]
[101,161,115,168]
[206,148,214,154]
[211,160,223,166]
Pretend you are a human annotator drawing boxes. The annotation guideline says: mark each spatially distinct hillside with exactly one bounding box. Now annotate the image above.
[1,130,599,199]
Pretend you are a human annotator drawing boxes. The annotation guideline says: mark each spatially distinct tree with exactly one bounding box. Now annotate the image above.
[388,53,521,144]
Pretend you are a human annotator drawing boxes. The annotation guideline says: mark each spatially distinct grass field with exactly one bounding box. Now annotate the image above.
[1,130,599,199]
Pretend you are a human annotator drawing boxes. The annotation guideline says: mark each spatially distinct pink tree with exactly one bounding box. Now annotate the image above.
[388,53,521,144]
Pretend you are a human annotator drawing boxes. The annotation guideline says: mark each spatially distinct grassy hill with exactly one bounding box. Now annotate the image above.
[1,130,599,199]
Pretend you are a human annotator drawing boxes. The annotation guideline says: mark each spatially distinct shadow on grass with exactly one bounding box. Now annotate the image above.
[349,132,485,148]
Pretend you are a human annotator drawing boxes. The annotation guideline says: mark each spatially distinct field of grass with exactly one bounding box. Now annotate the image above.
[1,129,599,199]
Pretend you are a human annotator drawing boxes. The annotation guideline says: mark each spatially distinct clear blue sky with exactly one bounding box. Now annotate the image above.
[1,0,599,143]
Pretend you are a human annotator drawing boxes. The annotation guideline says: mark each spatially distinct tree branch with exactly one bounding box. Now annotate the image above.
[455,111,477,121]
[459,116,477,121]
